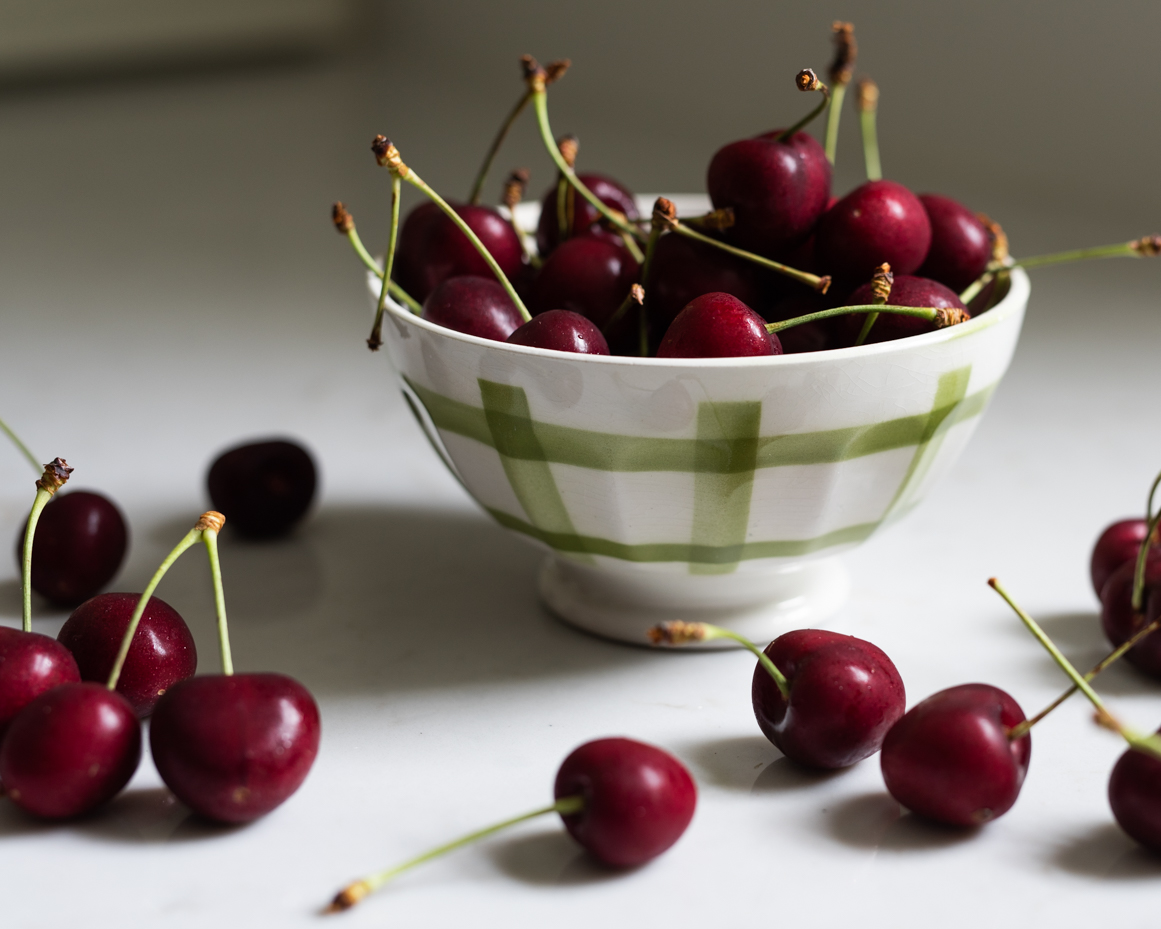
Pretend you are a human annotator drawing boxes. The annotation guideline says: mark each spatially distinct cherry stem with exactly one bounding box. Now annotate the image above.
[469,91,532,205]
[856,79,882,182]
[823,82,846,165]
[21,459,72,633]
[777,71,830,142]
[668,222,830,292]
[765,303,966,334]
[528,89,645,243]
[993,240,1153,272]
[368,175,404,351]
[647,621,789,698]
[106,526,202,691]
[0,416,40,473]
[335,211,421,314]
[326,795,584,913]
[1146,467,1161,523]
[201,525,233,676]
[556,174,571,243]
[958,273,991,305]
[854,267,892,346]
[1130,508,1161,614]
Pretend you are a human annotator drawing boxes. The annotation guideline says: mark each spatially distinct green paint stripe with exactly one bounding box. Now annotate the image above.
[691,401,762,575]
[486,508,880,564]
[406,376,996,473]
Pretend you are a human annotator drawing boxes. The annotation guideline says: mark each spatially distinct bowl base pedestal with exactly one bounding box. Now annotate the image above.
[538,555,851,649]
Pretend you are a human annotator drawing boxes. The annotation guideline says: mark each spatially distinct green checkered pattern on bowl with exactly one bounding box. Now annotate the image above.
[403,366,991,572]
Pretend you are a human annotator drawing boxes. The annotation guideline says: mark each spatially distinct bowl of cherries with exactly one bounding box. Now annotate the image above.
[335,37,1157,648]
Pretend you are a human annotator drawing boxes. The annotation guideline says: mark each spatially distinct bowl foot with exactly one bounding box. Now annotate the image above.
[538,555,850,649]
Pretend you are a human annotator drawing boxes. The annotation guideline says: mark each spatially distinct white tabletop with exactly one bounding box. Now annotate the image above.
[2,61,1161,929]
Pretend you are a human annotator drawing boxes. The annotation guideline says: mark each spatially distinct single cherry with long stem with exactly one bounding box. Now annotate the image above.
[326,737,696,912]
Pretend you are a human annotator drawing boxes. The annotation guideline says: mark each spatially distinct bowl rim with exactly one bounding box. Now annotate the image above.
[373,265,1028,370]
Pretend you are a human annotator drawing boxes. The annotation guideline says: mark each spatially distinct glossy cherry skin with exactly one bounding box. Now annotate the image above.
[536,173,639,256]
[150,672,320,823]
[836,275,966,346]
[394,202,523,304]
[1092,519,1153,598]
[532,235,640,331]
[422,275,524,342]
[57,593,196,718]
[0,682,140,819]
[1101,555,1161,677]
[553,737,696,868]
[0,627,80,738]
[507,310,610,355]
[657,293,781,359]
[751,629,906,769]
[880,683,1031,827]
[207,439,316,539]
[18,490,128,607]
[816,180,933,286]
[707,130,831,256]
[916,194,991,293]
[1108,736,1161,852]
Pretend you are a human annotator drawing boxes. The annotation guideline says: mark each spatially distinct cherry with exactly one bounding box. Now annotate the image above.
[536,172,638,255]
[18,490,128,607]
[328,736,696,911]
[531,235,639,330]
[207,439,316,539]
[393,201,524,304]
[657,293,781,359]
[1100,554,1161,677]
[917,194,991,293]
[57,593,196,717]
[815,180,933,285]
[836,274,966,345]
[0,626,80,738]
[751,629,906,769]
[880,683,1031,827]
[0,682,140,819]
[422,275,524,341]
[1092,519,1154,598]
[1108,736,1161,852]
[150,672,320,823]
[707,130,831,257]
[506,309,610,354]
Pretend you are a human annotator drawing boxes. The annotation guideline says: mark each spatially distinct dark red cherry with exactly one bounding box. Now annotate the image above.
[1108,737,1161,852]
[916,194,991,292]
[0,627,80,738]
[707,130,831,256]
[532,235,640,330]
[880,683,1031,827]
[17,490,128,608]
[762,290,833,354]
[1092,519,1154,598]
[422,275,524,341]
[553,737,696,868]
[506,310,610,355]
[1101,554,1161,677]
[150,672,320,823]
[816,180,932,285]
[535,173,638,256]
[658,293,781,359]
[751,629,906,769]
[836,275,966,346]
[0,682,140,819]
[394,202,523,304]
[57,593,196,718]
[207,439,316,539]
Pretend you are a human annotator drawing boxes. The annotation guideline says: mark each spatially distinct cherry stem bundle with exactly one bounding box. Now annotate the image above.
[0,416,40,473]
[21,459,71,632]
[766,303,968,335]
[326,795,585,913]
[331,204,422,315]
[647,621,789,699]
[989,578,1161,761]
[368,176,404,351]
[469,91,532,205]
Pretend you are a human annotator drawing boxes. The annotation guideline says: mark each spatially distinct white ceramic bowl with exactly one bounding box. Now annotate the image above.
[370,204,1028,647]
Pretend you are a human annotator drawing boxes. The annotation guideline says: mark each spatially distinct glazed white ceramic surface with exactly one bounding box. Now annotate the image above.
[370,204,1029,646]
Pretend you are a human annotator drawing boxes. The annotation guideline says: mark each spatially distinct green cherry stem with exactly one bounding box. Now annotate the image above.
[21,458,72,632]
[1146,467,1161,523]
[374,137,532,323]
[367,175,404,351]
[989,577,1161,760]
[990,236,1161,272]
[854,263,894,346]
[469,94,532,205]
[200,514,233,675]
[1130,508,1161,614]
[824,23,856,164]
[647,620,789,699]
[856,79,882,182]
[326,795,585,913]
[777,69,830,142]
[331,203,421,315]
[0,416,40,473]
[765,303,969,335]
[105,522,204,691]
